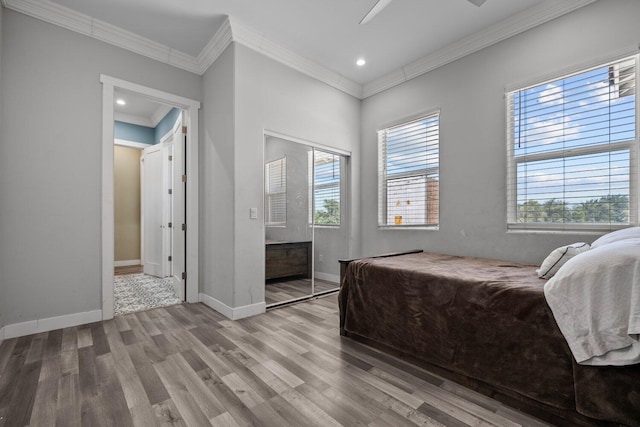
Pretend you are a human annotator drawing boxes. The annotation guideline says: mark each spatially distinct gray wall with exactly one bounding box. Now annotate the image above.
[0,10,201,327]
[229,43,360,309]
[200,44,236,308]
[0,4,4,329]
[360,0,640,265]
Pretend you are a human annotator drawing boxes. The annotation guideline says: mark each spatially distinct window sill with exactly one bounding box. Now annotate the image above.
[507,223,634,234]
[378,225,439,231]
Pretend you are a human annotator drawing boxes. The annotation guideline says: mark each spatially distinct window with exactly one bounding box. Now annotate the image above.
[378,113,440,227]
[309,150,341,226]
[265,157,286,226]
[507,56,638,230]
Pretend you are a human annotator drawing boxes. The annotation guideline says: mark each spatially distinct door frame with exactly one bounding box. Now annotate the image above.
[101,75,200,320]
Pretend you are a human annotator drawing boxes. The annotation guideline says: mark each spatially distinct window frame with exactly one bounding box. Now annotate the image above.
[378,112,440,229]
[308,149,342,227]
[264,156,287,227]
[506,55,639,232]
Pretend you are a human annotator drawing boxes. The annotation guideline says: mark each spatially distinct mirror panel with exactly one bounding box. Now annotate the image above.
[265,137,314,305]
[264,136,349,307]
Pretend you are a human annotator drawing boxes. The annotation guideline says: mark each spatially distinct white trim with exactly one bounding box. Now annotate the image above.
[158,111,183,145]
[197,18,234,74]
[0,327,4,343]
[2,310,102,340]
[264,130,352,157]
[229,17,362,99]
[314,272,340,284]
[101,74,200,321]
[150,104,174,128]
[199,293,266,320]
[1,0,596,99]
[114,259,141,267]
[114,138,151,150]
[114,112,154,127]
[2,0,201,74]
[362,0,599,98]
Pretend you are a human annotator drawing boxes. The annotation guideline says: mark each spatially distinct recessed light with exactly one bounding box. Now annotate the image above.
[116,99,126,106]
[356,58,366,67]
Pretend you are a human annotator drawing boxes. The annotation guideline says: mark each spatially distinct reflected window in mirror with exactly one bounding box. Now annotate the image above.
[265,157,287,226]
[309,150,341,226]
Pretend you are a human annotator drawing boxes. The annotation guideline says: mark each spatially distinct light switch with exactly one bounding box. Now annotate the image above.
[250,207,258,219]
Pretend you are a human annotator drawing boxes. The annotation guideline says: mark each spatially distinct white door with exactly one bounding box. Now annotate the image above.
[160,115,186,300]
[167,116,185,300]
[141,144,165,277]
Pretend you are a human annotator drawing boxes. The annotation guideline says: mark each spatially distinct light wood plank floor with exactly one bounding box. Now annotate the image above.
[0,294,552,427]
[265,278,338,305]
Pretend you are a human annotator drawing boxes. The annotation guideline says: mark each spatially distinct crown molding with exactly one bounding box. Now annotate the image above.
[1,0,202,74]
[114,112,153,127]
[2,0,597,100]
[228,18,363,99]
[362,0,599,98]
[197,18,234,74]
[150,104,173,128]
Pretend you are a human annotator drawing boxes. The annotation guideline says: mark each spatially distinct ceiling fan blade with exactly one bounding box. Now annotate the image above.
[467,0,487,6]
[359,0,394,25]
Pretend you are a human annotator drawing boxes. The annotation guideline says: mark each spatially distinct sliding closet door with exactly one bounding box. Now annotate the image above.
[310,149,347,295]
[264,137,314,306]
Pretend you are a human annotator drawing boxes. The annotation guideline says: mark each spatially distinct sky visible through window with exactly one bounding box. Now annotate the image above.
[383,115,439,225]
[512,58,636,224]
[313,151,341,225]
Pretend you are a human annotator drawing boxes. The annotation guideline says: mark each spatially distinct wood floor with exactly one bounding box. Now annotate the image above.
[0,294,552,427]
[114,265,144,276]
[265,278,338,305]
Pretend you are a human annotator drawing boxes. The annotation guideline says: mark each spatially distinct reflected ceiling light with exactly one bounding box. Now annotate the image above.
[116,99,126,105]
[356,58,366,66]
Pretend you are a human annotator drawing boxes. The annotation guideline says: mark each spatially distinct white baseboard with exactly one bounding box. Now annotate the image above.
[199,293,266,320]
[315,272,340,284]
[114,259,141,267]
[2,310,103,340]
[0,326,4,344]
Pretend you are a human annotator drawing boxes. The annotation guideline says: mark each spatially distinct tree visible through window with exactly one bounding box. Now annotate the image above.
[378,114,440,227]
[507,56,638,228]
[310,150,341,226]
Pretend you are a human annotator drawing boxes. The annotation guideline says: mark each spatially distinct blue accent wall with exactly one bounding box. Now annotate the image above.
[114,121,154,145]
[154,108,181,144]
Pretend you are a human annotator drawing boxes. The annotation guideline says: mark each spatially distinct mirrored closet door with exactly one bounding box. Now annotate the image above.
[264,135,349,307]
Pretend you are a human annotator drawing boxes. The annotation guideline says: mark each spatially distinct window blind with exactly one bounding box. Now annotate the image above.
[378,113,440,227]
[507,56,638,230]
[265,157,286,225]
[311,150,341,226]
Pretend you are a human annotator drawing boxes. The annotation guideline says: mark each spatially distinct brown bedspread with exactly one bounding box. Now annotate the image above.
[339,252,640,426]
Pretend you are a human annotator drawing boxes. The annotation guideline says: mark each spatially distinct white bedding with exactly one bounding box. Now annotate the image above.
[544,238,640,366]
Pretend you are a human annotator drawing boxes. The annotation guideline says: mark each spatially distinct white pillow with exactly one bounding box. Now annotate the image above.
[537,242,590,279]
[592,227,640,249]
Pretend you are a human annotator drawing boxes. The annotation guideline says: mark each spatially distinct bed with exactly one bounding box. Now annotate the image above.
[338,250,640,427]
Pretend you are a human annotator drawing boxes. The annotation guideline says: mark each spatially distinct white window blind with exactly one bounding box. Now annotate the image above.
[378,113,440,227]
[310,150,341,226]
[265,157,286,226]
[507,56,638,230]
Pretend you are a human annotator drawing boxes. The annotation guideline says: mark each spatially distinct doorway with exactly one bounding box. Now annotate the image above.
[101,75,200,320]
[112,94,186,315]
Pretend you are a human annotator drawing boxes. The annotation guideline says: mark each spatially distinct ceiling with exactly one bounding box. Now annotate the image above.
[4,0,597,97]
[48,0,546,85]
[114,88,172,127]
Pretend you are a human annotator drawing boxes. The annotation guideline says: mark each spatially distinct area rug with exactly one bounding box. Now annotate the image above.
[114,273,182,315]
